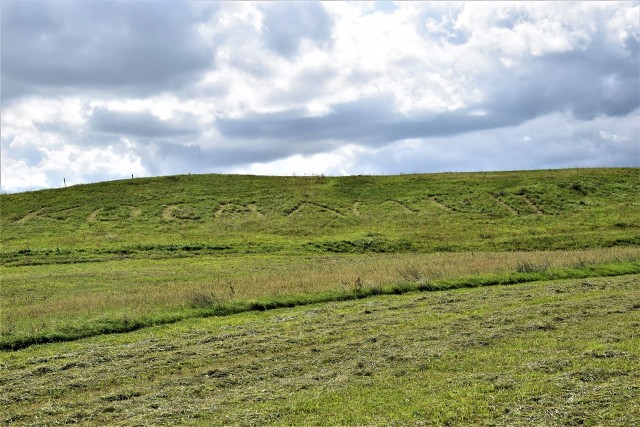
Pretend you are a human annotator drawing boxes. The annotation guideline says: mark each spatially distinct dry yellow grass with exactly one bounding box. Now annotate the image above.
[2,247,638,340]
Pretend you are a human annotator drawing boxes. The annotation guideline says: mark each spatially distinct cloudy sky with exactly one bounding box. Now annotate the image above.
[1,1,638,192]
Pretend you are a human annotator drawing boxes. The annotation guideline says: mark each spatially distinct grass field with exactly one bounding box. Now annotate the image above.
[2,274,638,426]
[1,248,639,350]
[1,168,639,425]
[2,168,638,263]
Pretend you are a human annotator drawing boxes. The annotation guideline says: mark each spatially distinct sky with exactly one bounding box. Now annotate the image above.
[1,1,639,192]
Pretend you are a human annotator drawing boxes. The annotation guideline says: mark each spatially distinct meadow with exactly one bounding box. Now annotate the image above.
[2,168,638,264]
[1,167,639,424]
[1,248,639,350]
[2,274,638,425]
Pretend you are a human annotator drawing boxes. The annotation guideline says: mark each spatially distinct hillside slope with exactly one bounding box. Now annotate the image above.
[1,168,638,265]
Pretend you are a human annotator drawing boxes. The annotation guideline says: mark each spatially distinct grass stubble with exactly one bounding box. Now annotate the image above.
[1,274,638,425]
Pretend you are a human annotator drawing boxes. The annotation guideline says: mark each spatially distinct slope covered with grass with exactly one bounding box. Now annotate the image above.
[2,274,638,426]
[2,168,638,265]
[1,168,639,425]
[1,168,638,350]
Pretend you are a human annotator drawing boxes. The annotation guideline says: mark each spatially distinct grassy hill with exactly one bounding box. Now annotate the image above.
[1,167,639,425]
[2,168,639,265]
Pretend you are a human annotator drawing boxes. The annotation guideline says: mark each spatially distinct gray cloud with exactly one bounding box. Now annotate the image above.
[1,135,44,166]
[261,1,334,58]
[2,1,638,192]
[217,96,394,145]
[88,108,199,139]
[137,133,340,175]
[1,0,214,102]
[499,42,639,121]
[217,31,639,149]
[348,112,640,176]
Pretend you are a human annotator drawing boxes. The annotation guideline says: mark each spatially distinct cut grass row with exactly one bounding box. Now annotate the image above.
[2,274,638,426]
[2,251,638,350]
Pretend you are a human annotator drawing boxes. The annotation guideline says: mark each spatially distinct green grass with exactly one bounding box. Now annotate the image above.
[2,168,638,264]
[2,248,638,350]
[2,274,638,426]
[1,168,639,424]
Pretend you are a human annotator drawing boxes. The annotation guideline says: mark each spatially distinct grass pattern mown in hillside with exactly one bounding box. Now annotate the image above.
[2,168,638,260]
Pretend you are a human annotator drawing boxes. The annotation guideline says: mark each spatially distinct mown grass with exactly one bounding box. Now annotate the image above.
[1,168,638,263]
[1,168,638,424]
[1,249,638,350]
[2,274,638,426]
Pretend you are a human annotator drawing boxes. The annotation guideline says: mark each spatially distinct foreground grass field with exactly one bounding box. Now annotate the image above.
[1,168,638,424]
[2,274,639,426]
[1,247,639,350]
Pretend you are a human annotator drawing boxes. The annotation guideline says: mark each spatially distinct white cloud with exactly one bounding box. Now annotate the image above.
[599,130,629,142]
[1,157,49,192]
[41,144,144,177]
[227,144,366,176]
[1,1,638,192]
[1,139,146,191]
